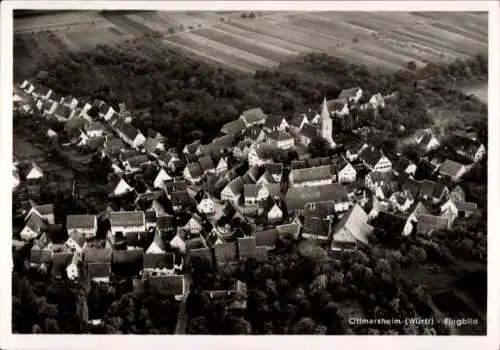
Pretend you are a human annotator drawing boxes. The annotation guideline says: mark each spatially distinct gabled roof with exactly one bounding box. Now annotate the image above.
[402,177,422,198]
[186,162,203,179]
[338,87,361,100]
[325,99,348,112]
[226,177,245,195]
[414,214,448,233]
[304,200,336,218]
[359,147,385,168]
[184,139,201,154]
[66,215,96,229]
[330,156,349,172]
[25,212,47,234]
[267,130,293,142]
[246,165,263,182]
[454,201,479,213]
[449,134,483,155]
[411,201,430,216]
[110,211,145,227]
[241,108,266,124]
[393,157,414,173]
[157,214,175,231]
[143,137,161,153]
[299,123,317,139]
[333,204,373,244]
[260,182,281,198]
[30,247,53,264]
[68,230,86,248]
[253,229,279,247]
[170,191,191,207]
[221,118,247,134]
[289,113,308,128]
[369,93,385,105]
[244,184,259,198]
[112,248,144,264]
[87,262,111,279]
[264,115,286,129]
[303,216,331,237]
[144,252,175,269]
[163,180,188,194]
[27,162,44,177]
[51,252,73,277]
[264,163,283,175]
[244,125,264,140]
[198,155,215,172]
[32,203,54,217]
[291,160,308,170]
[214,242,238,264]
[83,248,112,263]
[145,210,157,224]
[439,159,466,177]
[276,223,301,240]
[114,119,140,141]
[291,165,332,184]
[285,183,348,211]
[147,275,184,296]
[237,237,257,259]
[128,155,150,169]
[367,170,396,184]
[379,181,400,198]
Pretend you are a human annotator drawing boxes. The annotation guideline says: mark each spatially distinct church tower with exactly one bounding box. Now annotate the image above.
[318,97,335,148]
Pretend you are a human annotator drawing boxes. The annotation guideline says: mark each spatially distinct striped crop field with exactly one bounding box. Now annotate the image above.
[14,10,488,74]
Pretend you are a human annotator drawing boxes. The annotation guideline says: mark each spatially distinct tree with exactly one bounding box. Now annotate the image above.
[291,317,316,334]
[241,13,248,19]
[249,11,256,19]
[408,61,417,70]
[308,136,330,158]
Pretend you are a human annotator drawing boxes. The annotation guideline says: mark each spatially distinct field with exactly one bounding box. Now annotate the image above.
[460,82,488,104]
[14,11,488,75]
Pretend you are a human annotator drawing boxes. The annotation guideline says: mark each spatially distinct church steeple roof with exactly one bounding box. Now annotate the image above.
[321,97,329,120]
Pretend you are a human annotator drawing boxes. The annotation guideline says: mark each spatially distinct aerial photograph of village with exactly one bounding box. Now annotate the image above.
[11,8,488,336]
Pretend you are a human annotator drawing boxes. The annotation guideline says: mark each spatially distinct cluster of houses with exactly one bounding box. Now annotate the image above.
[14,80,485,300]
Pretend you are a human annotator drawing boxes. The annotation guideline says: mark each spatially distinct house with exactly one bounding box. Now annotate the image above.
[346,143,368,162]
[210,134,236,156]
[221,119,247,135]
[99,103,116,121]
[142,252,175,278]
[253,229,279,250]
[157,150,180,171]
[247,144,276,167]
[26,203,55,224]
[338,87,363,104]
[438,159,468,181]
[64,231,86,253]
[42,99,58,115]
[237,237,257,260]
[197,197,216,216]
[264,163,283,183]
[325,99,349,117]
[448,185,466,203]
[215,157,228,174]
[214,242,238,266]
[221,177,244,203]
[375,181,400,201]
[154,168,173,189]
[162,180,188,198]
[83,248,112,283]
[61,95,79,108]
[109,176,133,197]
[419,180,449,204]
[66,215,98,238]
[145,210,157,231]
[244,184,259,206]
[51,252,73,279]
[266,130,295,149]
[199,155,215,174]
[183,140,201,155]
[412,214,449,235]
[257,183,281,202]
[449,134,486,163]
[53,104,74,122]
[124,155,150,173]
[304,200,337,220]
[289,113,309,134]
[109,211,146,237]
[264,115,289,132]
[372,211,414,237]
[26,162,44,180]
[21,80,35,93]
[364,193,390,220]
[113,119,146,149]
[441,199,479,223]
[393,157,417,176]
[364,169,396,192]
[331,156,356,183]
[240,108,267,127]
[146,229,168,254]
[264,199,284,223]
[256,170,275,186]
[276,223,301,241]
[359,147,392,172]
[389,191,414,213]
[66,252,82,280]
[412,129,440,153]
[302,216,331,241]
[285,183,349,215]
[143,137,165,155]
[183,214,203,235]
[183,162,203,184]
[32,85,52,100]
[20,212,47,241]
[146,275,186,300]
[170,191,192,211]
[289,165,333,188]
[298,124,317,147]
[244,125,266,143]
[360,93,385,110]
[331,204,373,251]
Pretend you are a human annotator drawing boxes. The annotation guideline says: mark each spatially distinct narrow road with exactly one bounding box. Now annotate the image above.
[174,272,191,334]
